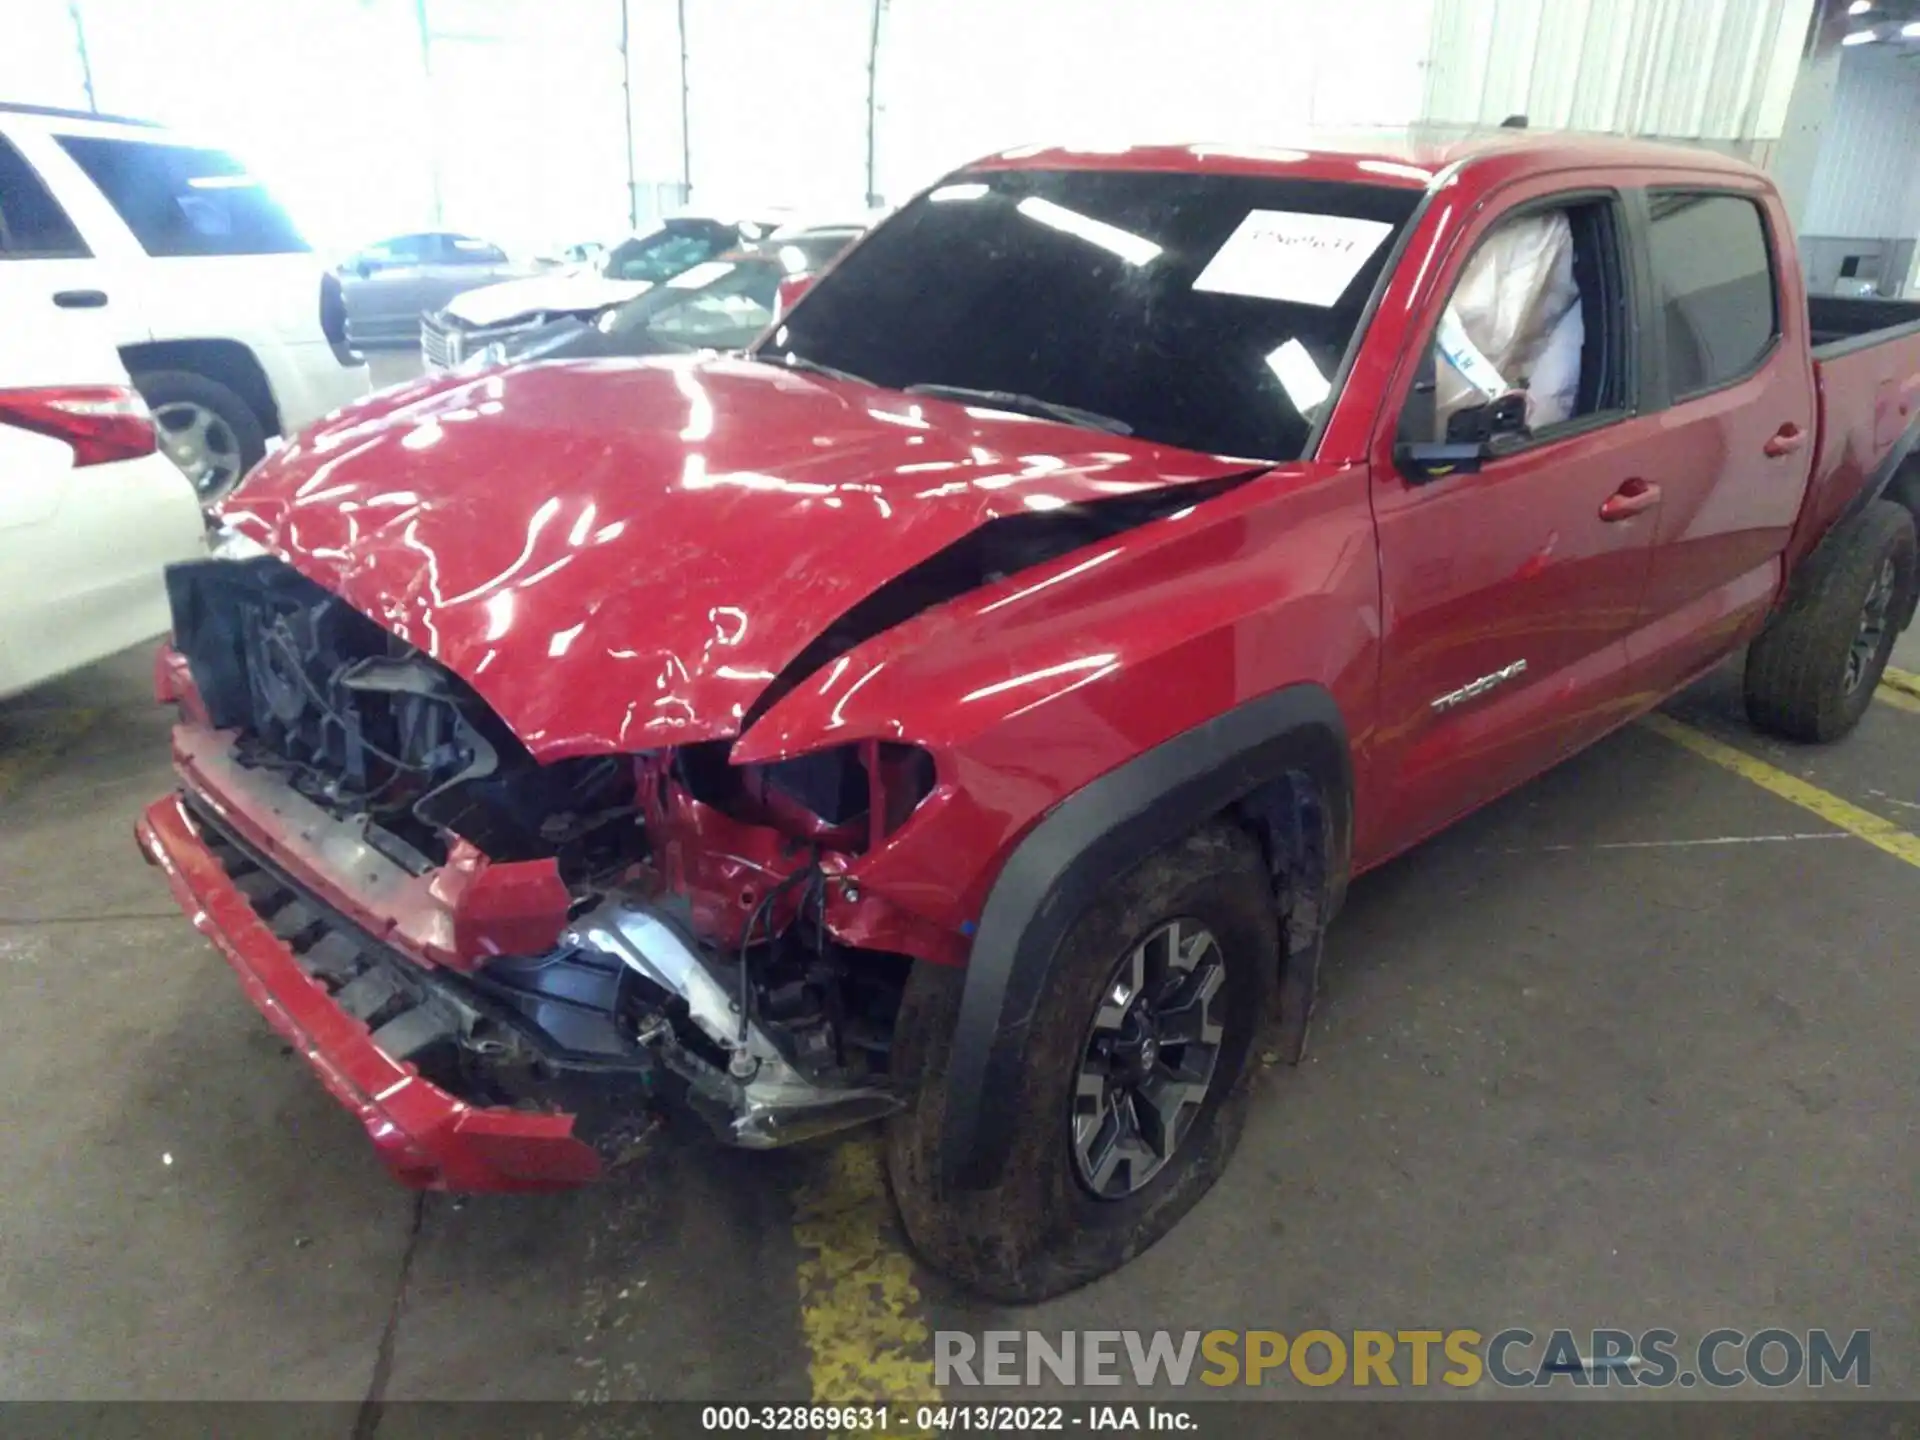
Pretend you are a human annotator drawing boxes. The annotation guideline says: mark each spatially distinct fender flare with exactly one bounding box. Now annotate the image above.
[1784,407,1920,630]
[938,682,1354,1192]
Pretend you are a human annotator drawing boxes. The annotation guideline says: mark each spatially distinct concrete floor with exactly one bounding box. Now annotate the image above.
[0,354,1914,1412]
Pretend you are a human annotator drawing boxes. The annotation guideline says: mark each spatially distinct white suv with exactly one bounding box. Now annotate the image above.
[0,103,370,503]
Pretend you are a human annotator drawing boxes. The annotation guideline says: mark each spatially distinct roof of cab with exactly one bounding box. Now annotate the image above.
[963,127,1765,191]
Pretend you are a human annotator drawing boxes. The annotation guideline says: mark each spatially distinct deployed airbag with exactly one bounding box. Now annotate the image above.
[1434,211,1584,436]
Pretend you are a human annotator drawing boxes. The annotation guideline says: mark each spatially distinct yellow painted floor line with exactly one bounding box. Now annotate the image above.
[1643,713,1920,870]
[1878,682,1920,717]
[1882,666,1920,700]
[793,1138,940,1430]
[0,708,99,805]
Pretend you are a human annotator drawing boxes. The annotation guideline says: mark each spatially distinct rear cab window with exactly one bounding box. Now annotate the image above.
[0,134,89,258]
[1644,191,1778,397]
[54,135,307,258]
[756,169,1422,462]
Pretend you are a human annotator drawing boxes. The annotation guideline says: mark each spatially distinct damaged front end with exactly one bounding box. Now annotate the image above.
[143,556,938,1187]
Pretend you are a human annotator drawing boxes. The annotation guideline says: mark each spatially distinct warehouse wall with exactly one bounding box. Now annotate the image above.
[1424,0,1815,143]
[1795,44,1920,298]
[870,0,1433,204]
[0,0,1844,255]
[1801,45,1920,238]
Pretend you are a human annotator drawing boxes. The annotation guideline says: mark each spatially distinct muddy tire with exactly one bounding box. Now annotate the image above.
[1745,500,1916,743]
[886,824,1276,1303]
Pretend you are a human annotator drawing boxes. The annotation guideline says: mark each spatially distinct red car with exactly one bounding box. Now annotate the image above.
[141,131,1920,1301]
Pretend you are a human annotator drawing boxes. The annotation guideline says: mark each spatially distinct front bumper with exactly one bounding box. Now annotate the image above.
[136,792,603,1191]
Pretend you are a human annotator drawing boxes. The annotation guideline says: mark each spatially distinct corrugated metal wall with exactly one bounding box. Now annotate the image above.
[1801,45,1920,238]
[871,0,1435,205]
[1425,0,1815,142]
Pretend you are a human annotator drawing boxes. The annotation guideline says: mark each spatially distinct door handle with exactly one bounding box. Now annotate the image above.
[52,289,109,309]
[1762,423,1806,457]
[1599,478,1661,521]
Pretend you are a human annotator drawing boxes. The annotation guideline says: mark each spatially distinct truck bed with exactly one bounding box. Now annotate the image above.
[1808,295,1920,355]
[1789,297,1920,575]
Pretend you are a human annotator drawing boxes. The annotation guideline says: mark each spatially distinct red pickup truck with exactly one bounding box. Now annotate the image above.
[140,130,1920,1302]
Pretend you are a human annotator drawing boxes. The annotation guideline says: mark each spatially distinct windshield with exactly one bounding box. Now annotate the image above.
[755,169,1419,460]
[601,223,732,282]
[602,255,784,347]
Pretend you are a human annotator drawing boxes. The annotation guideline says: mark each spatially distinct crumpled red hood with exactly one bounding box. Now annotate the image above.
[223,355,1244,760]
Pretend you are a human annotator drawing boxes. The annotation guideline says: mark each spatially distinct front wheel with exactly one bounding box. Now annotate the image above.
[1745,499,1917,743]
[886,824,1277,1302]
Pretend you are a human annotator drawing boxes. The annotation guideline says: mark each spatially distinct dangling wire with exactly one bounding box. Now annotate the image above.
[736,853,826,1052]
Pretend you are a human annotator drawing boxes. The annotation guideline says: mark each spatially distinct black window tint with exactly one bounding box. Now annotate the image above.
[0,136,88,257]
[758,170,1419,461]
[1647,192,1776,397]
[55,136,307,257]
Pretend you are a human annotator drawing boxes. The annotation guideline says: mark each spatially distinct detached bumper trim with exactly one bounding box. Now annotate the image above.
[137,792,603,1192]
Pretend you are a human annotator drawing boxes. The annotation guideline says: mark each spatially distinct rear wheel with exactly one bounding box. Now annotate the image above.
[886,824,1276,1302]
[1745,500,1917,742]
[134,369,266,505]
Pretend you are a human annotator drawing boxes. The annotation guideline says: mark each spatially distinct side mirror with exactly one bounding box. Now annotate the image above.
[773,271,815,320]
[1397,394,1531,482]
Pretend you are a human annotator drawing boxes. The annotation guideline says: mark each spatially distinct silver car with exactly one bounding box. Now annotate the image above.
[337,231,524,348]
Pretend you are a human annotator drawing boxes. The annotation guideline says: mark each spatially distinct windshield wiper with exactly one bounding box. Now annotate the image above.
[901,384,1133,435]
[761,351,874,387]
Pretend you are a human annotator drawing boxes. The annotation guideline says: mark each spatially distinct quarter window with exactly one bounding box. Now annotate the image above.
[1646,192,1777,398]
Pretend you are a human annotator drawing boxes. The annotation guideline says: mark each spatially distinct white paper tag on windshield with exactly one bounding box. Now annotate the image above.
[1192,211,1394,307]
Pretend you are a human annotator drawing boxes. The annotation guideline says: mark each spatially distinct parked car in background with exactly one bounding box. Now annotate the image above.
[0,103,369,504]
[0,238,205,698]
[473,226,865,368]
[419,214,779,371]
[336,231,526,348]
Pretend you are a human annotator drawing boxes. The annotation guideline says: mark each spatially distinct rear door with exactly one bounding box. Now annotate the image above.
[0,126,127,420]
[1624,184,1817,695]
[1364,174,1662,857]
[47,128,324,346]
[0,129,126,532]
[0,131,201,696]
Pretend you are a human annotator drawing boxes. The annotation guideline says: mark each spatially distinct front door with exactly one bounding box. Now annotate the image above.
[1360,178,1662,865]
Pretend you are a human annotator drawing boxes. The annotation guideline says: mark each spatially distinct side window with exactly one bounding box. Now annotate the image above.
[358,234,429,267]
[56,136,307,258]
[445,235,506,265]
[1645,191,1777,398]
[0,136,89,258]
[1401,198,1629,448]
